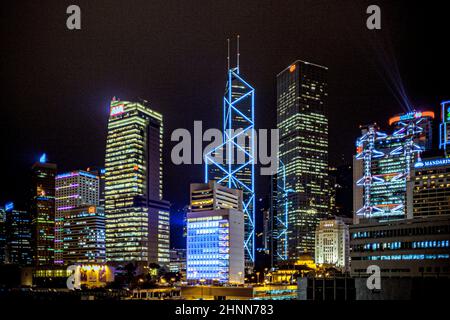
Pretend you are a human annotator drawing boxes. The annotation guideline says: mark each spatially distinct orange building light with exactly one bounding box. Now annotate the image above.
[388,111,435,126]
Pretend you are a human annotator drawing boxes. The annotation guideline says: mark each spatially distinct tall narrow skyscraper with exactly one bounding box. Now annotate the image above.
[204,51,256,270]
[30,154,57,266]
[276,60,329,262]
[104,98,169,266]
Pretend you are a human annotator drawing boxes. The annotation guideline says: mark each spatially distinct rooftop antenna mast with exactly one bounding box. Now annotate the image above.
[227,38,230,71]
[237,35,240,73]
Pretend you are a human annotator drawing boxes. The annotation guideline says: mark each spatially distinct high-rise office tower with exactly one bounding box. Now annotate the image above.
[30,154,57,266]
[104,98,169,265]
[62,205,105,264]
[86,167,106,208]
[187,182,245,284]
[276,60,329,262]
[147,198,170,265]
[55,170,100,264]
[350,111,449,279]
[2,203,32,265]
[407,157,450,217]
[204,43,256,269]
[354,110,434,222]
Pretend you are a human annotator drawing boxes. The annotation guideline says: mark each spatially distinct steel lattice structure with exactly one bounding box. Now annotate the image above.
[205,66,256,264]
[355,112,430,218]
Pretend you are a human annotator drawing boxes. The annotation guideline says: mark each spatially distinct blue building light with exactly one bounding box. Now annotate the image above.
[5,202,14,212]
[204,64,256,264]
[39,153,47,163]
[187,217,231,282]
[274,160,293,261]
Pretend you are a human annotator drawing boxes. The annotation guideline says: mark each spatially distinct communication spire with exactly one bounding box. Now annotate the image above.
[227,38,230,71]
[237,35,240,73]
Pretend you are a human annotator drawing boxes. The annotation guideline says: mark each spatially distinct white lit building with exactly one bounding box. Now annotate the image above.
[315,218,349,271]
[187,209,244,284]
[187,182,244,284]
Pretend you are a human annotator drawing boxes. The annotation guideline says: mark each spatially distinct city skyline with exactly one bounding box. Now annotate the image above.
[2,1,448,214]
[0,1,449,303]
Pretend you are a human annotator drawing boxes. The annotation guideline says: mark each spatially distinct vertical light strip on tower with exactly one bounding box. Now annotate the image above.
[204,61,256,265]
[274,160,293,261]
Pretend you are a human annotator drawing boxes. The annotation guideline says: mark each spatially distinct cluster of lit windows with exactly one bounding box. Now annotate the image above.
[356,254,450,261]
[187,216,230,282]
[352,224,450,239]
[353,240,450,252]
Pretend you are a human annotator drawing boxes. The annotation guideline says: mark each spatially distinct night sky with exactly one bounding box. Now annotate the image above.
[1,1,448,247]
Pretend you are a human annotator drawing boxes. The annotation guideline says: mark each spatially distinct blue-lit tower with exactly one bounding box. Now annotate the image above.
[205,38,256,269]
[274,160,293,262]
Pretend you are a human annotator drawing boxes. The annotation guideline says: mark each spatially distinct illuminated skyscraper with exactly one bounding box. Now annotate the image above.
[55,170,100,264]
[104,98,169,265]
[62,205,105,264]
[86,166,106,208]
[407,157,450,217]
[148,198,170,265]
[354,110,435,222]
[205,46,256,269]
[187,182,245,284]
[30,154,57,266]
[276,60,329,262]
[2,203,32,265]
[350,110,450,279]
